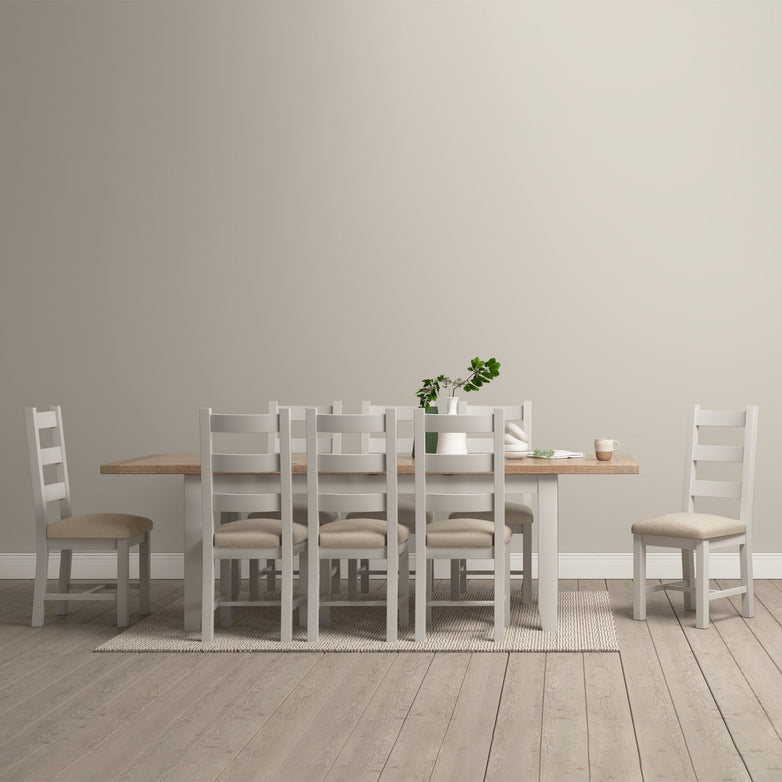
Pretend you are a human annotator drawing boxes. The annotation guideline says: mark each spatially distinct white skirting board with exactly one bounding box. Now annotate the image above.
[1,552,781,580]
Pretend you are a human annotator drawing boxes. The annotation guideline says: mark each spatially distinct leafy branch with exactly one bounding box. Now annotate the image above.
[416,356,501,410]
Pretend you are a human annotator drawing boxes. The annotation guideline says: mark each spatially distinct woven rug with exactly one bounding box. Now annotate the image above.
[96,585,618,653]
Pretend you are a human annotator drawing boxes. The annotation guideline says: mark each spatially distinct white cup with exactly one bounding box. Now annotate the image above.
[594,438,620,461]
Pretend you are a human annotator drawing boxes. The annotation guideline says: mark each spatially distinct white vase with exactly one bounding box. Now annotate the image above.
[436,396,468,454]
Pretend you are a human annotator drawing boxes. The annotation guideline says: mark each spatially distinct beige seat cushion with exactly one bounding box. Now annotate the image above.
[249,499,337,525]
[426,517,512,548]
[46,513,152,540]
[632,512,745,540]
[347,498,433,528]
[214,518,307,548]
[318,518,410,549]
[450,501,533,530]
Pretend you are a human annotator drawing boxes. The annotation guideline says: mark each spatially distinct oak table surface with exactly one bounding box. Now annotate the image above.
[101,452,639,475]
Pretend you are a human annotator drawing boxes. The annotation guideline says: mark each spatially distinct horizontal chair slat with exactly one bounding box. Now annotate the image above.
[691,479,742,499]
[421,413,494,433]
[694,444,744,463]
[212,453,279,473]
[35,411,58,429]
[44,482,67,503]
[696,410,746,427]
[40,446,63,466]
[426,493,495,513]
[211,413,278,434]
[317,493,387,513]
[318,453,386,473]
[316,413,386,433]
[213,493,281,513]
[425,453,494,473]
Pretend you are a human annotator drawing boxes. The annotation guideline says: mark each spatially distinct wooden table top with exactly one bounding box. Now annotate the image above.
[101,453,639,476]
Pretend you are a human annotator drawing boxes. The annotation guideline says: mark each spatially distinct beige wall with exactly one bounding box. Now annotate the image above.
[2,1,780,558]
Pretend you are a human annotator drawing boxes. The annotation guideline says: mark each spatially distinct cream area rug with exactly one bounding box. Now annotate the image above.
[96,585,618,653]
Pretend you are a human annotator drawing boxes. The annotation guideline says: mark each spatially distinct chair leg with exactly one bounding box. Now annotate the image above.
[399,546,410,627]
[522,526,533,605]
[139,532,151,614]
[682,549,695,611]
[298,549,308,628]
[348,560,358,601]
[319,561,331,626]
[249,560,260,601]
[219,560,232,628]
[695,540,710,629]
[740,540,755,618]
[332,559,341,593]
[57,549,72,615]
[415,553,427,643]
[505,541,511,627]
[307,547,319,643]
[266,558,276,591]
[32,548,48,627]
[231,560,241,600]
[632,535,646,621]
[360,557,370,593]
[494,547,505,644]
[281,553,293,644]
[450,559,460,600]
[426,562,433,628]
[386,549,398,643]
[459,558,467,593]
[117,540,130,627]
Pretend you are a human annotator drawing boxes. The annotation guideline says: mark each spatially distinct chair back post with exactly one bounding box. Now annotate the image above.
[385,407,398,564]
[199,407,216,625]
[740,405,760,541]
[279,406,294,570]
[681,404,700,513]
[413,407,427,641]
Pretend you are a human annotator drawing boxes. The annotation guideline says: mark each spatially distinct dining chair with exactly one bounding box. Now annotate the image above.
[632,404,759,629]
[306,408,409,642]
[449,402,534,603]
[26,406,152,627]
[200,407,306,642]
[413,407,511,643]
[247,401,342,596]
[348,402,433,594]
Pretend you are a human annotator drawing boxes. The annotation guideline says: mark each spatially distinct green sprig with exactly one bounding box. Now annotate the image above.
[416,357,501,409]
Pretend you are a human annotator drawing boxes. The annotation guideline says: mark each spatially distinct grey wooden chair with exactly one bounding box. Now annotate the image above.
[247,401,342,596]
[26,406,152,627]
[450,402,534,603]
[414,407,511,643]
[200,407,306,642]
[348,402,433,594]
[306,408,409,642]
[633,404,759,629]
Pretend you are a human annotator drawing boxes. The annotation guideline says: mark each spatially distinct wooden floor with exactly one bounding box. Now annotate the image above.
[1,578,782,782]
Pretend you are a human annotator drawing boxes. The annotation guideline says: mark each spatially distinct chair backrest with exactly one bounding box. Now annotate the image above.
[25,406,73,541]
[682,404,759,530]
[360,402,415,455]
[459,402,532,452]
[306,409,398,539]
[267,401,342,454]
[413,407,505,519]
[200,408,293,539]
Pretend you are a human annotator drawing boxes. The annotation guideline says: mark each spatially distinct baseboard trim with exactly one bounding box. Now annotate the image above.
[2,552,781,580]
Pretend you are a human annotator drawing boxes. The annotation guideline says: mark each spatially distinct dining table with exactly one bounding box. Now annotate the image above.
[100,453,639,633]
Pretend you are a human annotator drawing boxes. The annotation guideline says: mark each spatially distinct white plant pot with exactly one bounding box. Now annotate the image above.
[435,396,468,454]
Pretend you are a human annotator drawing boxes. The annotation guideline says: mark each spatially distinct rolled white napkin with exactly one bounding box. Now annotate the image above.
[504,422,529,443]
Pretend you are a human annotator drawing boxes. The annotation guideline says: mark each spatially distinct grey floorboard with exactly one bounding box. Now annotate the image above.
[0,579,776,781]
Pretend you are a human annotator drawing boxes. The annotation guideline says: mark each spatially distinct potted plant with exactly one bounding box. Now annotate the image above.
[416,357,501,453]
